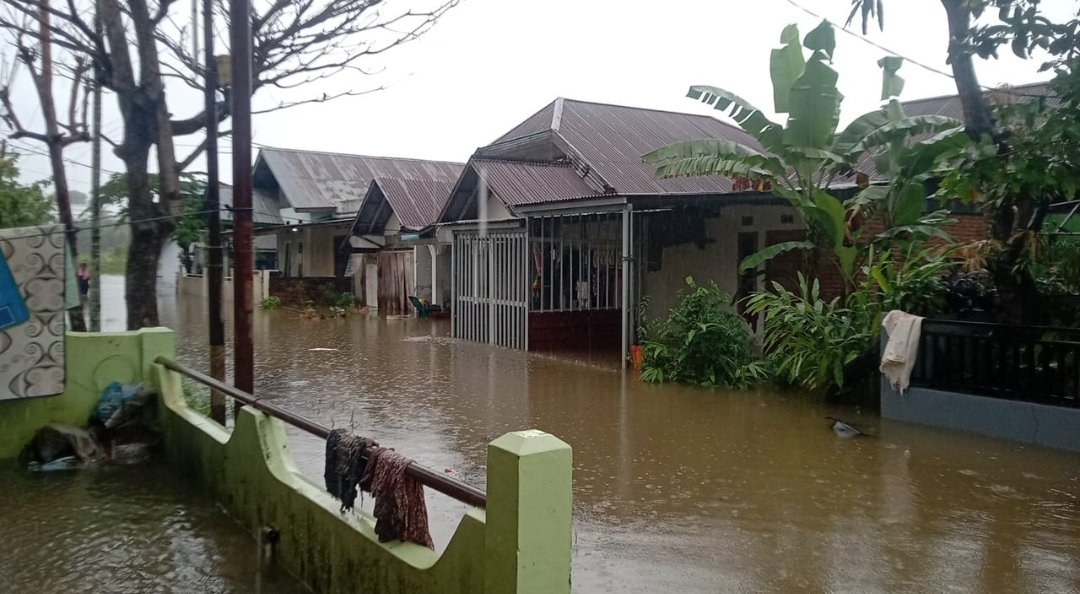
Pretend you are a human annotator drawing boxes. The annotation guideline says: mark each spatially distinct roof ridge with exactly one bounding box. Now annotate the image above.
[897,80,1051,107]
[259,145,465,166]
[471,156,575,167]
[559,97,729,121]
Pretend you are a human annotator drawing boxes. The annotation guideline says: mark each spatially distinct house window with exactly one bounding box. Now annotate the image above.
[781,214,795,224]
[741,216,754,227]
[528,213,622,313]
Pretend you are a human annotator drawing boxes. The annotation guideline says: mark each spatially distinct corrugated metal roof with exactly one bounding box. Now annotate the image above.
[490,98,761,197]
[376,177,461,230]
[218,184,284,226]
[851,81,1054,180]
[488,84,1055,205]
[257,148,464,215]
[474,159,598,206]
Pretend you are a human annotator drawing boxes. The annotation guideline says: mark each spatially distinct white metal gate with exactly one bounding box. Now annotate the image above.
[452,231,529,349]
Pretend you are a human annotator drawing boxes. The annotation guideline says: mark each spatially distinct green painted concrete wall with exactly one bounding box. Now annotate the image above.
[1,327,574,594]
[155,360,574,594]
[0,328,174,460]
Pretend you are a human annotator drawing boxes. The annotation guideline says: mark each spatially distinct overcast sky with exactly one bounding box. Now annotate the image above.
[5,0,1075,199]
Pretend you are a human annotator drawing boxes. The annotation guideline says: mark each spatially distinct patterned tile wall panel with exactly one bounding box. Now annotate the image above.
[0,225,66,399]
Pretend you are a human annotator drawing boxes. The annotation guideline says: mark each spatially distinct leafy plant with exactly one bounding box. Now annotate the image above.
[259,296,282,310]
[644,21,965,295]
[640,277,756,387]
[746,273,877,394]
[335,291,360,308]
[0,153,52,228]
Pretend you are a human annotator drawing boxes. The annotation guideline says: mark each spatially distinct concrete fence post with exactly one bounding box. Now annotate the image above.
[485,430,573,594]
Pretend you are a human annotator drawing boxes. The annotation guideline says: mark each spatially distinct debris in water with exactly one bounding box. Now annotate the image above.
[308,348,339,352]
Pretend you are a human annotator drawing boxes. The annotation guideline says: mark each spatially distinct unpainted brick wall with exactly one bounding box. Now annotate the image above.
[763,213,989,300]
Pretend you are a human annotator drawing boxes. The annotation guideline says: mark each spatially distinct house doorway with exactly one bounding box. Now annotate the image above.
[377,250,414,315]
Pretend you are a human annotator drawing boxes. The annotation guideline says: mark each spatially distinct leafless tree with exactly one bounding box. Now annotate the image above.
[0,0,457,328]
[0,1,92,330]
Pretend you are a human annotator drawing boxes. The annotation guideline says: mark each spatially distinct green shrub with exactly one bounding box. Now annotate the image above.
[746,273,875,394]
[335,291,360,308]
[640,277,756,387]
[259,296,282,310]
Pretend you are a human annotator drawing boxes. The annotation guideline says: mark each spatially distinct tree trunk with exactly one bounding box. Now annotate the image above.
[940,0,995,138]
[121,142,173,329]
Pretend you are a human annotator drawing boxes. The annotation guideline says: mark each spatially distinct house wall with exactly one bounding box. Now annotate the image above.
[766,212,989,300]
[415,245,434,301]
[277,226,341,278]
[304,227,336,278]
[483,191,514,222]
[642,204,803,318]
[435,246,452,307]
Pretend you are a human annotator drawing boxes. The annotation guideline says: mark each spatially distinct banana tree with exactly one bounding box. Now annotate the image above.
[644,21,968,294]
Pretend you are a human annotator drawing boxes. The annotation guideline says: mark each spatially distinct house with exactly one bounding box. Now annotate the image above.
[434,89,1005,360]
[249,147,462,303]
[189,182,281,274]
[349,168,464,314]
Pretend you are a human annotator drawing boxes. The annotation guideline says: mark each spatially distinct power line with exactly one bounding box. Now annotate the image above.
[779,0,1051,97]
[4,208,225,241]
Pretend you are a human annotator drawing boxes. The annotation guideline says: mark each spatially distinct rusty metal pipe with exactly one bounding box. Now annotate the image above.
[154,356,487,508]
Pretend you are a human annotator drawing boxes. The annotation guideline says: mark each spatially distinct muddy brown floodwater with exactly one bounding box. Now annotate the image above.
[16,277,1080,594]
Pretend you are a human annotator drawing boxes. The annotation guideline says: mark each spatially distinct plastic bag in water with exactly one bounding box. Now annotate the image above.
[94,381,155,429]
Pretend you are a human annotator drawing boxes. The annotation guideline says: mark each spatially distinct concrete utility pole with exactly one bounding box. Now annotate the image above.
[203,0,226,423]
[230,0,255,399]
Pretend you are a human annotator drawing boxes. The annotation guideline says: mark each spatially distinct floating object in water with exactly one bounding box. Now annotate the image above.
[308,348,339,352]
[444,467,453,473]
[826,417,863,437]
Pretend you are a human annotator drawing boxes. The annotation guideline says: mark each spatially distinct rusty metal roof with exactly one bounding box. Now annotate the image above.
[217,183,284,226]
[475,159,598,206]
[354,176,463,234]
[437,159,601,223]
[491,98,760,196]
[255,148,464,215]
[851,81,1054,181]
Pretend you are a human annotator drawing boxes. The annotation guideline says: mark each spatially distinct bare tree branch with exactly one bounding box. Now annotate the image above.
[252,85,382,114]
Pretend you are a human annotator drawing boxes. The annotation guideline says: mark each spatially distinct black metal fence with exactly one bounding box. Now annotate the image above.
[910,320,1080,408]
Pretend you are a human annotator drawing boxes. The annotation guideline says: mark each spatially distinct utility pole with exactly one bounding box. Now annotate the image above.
[230,0,255,399]
[88,10,102,333]
[203,0,226,423]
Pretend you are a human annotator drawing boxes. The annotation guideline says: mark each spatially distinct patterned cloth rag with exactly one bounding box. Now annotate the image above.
[359,446,434,549]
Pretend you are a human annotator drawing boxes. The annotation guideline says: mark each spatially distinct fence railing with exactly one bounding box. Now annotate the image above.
[910,320,1080,408]
[155,356,487,507]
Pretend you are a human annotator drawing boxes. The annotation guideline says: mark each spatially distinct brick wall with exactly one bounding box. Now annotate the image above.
[763,212,989,300]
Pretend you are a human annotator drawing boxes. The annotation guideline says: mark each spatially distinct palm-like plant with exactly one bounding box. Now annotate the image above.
[644,21,969,295]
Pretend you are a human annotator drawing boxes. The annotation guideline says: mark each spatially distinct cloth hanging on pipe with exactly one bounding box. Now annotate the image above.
[323,429,377,512]
[359,446,434,549]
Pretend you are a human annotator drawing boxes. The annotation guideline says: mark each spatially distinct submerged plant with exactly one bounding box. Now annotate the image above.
[746,273,876,394]
[640,277,757,388]
[259,296,282,310]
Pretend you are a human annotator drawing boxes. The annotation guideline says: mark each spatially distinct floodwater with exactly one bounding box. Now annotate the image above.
[0,463,305,594]
[23,275,1080,593]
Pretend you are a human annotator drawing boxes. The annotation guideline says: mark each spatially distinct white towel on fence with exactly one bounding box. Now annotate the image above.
[880,310,924,394]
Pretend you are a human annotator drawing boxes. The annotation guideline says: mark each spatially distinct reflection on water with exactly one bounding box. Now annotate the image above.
[127,280,1080,592]
[0,463,305,594]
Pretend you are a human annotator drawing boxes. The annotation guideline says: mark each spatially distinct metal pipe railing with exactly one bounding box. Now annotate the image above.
[155,356,487,508]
